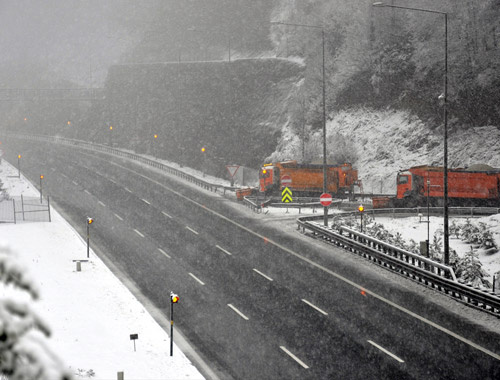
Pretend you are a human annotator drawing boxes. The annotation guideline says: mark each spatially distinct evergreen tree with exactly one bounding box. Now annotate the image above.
[455,246,491,288]
[0,245,71,379]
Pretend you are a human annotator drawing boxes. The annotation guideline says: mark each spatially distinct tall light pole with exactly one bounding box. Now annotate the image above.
[373,2,450,265]
[271,21,328,226]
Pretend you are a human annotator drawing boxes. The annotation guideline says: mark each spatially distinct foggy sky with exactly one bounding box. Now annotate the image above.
[0,0,138,87]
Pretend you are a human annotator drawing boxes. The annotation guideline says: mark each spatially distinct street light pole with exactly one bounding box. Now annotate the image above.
[271,21,328,226]
[373,2,450,264]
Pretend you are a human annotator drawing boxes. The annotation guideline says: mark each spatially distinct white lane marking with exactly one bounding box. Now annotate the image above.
[227,304,249,320]
[186,226,199,235]
[72,180,78,186]
[101,154,500,361]
[162,211,172,218]
[61,173,68,178]
[114,213,123,221]
[98,201,106,207]
[368,340,405,363]
[158,248,171,258]
[84,189,91,195]
[216,245,232,256]
[301,299,328,316]
[279,346,309,369]
[51,167,56,171]
[189,273,205,286]
[253,268,273,281]
[141,198,151,205]
[124,187,133,193]
[109,178,116,184]
[134,229,145,238]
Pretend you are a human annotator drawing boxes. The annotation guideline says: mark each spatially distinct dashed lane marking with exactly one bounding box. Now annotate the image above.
[98,201,106,207]
[227,304,249,321]
[301,299,328,316]
[162,211,172,218]
[368,340,405,363]
[279,346,309,369]
[134,229,145,238]
[189,273,205,286]
[158,248,171,258]
[141,198,151,205]
[114,213,123,221]
[186,226,199,235]
[216,245,232,256]
[253,268,273,281]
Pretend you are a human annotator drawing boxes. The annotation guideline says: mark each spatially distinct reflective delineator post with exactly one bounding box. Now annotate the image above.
[358,205,364,233]
[170,292,179,356]
[86,217,93,258]
[40,175,44,203]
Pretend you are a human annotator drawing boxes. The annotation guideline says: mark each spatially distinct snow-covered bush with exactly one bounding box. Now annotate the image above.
[450,220,461,239]
[459,220,498,252]
[0,245,72,379]
[455,246,491,288]
[0,178,9,202]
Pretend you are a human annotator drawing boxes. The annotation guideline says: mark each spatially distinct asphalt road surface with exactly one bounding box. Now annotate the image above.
[3,139,500,379]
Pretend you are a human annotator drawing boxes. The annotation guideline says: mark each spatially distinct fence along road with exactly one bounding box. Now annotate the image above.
[0,195,51,223]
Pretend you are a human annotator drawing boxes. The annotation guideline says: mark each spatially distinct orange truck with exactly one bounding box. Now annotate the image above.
[373,165,500,208]
[259,160,360,197]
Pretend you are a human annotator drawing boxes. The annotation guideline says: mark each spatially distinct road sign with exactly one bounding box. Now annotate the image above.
[281,175,292,186]
[282,187,293,203]
[319,193,333,207]
[226,165,240,178]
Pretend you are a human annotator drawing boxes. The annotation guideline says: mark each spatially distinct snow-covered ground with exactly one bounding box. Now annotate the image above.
[0,160,204,379]
[372,214,500,285]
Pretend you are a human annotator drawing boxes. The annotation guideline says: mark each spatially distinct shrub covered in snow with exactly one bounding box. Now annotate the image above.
[0,245,71,380]
[455,246,491,288]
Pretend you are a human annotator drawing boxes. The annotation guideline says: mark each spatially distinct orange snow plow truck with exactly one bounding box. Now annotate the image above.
[259,160,360,197]
[373,164,500,208]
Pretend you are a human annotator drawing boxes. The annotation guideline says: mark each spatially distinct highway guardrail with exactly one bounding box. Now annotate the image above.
[5,133,237,196]
[297,215,500,316]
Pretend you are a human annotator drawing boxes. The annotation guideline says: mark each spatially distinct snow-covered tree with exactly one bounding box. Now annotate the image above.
[455,246,491,288]
[0,245,71,380]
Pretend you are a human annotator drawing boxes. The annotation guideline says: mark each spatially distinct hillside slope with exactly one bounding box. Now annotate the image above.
[269,108,500,194]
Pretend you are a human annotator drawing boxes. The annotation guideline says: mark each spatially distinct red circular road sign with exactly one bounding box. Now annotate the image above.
[320,193,333,206]
[281,175,292,186]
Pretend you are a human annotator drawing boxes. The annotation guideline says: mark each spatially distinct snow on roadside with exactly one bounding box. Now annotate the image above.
[371,214,500,283]
[0,160,204,379]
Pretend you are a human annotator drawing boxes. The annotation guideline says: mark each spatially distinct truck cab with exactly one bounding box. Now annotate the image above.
[259,164,279,193]
[396,172,412,199]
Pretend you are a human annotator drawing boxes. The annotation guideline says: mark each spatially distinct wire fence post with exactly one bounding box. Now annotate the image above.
[21,194,25,221]
[12,199,16,224]
[47,196,52,222]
